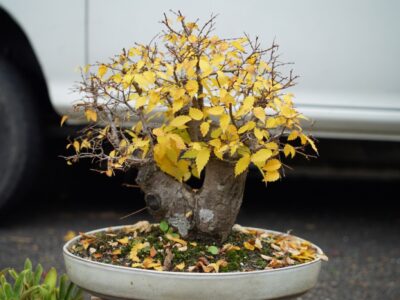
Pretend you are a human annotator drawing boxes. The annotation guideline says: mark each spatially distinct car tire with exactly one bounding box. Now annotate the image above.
[0,59,42,210]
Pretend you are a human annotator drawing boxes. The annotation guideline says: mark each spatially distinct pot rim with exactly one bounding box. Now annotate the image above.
[63,224,324,277]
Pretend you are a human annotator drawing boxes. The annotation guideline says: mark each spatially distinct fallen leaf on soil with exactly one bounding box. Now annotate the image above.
[125,221,151,233]
[175,262,185,271]
[112,249,121,255]
[271,244,281,251]
[165,234,187,246]
[254,238,263,250]
[163,248,174,271]
[142,257,163,270]
[260,254,273,261]
[177,245,188,252]
[243,241,255,251]
[117,237,129,245]
[222,243,241,252]
[81,240,91,250]
[129,242,149,262]
[150,246,157,258]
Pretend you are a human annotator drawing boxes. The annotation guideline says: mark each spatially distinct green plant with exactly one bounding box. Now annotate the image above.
[0,259,82,300]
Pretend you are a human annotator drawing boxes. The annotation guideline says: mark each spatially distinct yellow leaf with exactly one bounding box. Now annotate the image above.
[299,133,308,145]
[251,149,272,167]
[80,139,91,149]
[216,71,229,86]
[199,57,212,76]
[143,71,156,85]
[129,242,148,262]
[170,115,192,127]
[243,241,255,251]
[117,237,129,245]
[172,98,183,113]
[265,142,278,150]
[306,136,318,154]
[105,169,113,177]
[73,141,80,153]
[189,107,203,120]
[211,128,222,138]
[85,109,97,122]
[112,249,122,255]
[165,233,187,246]
[281,106,296,118]
[98,64,107,78]
[134,73,154,89]
[253,107,266,123]
[287,130,299,141]
[200,122,210,137]
[182,149,198,159]
[207,106,224,116]
[185,80,199,97]
[175,262,185,271]
[264,170,280,182]
[169,87,186,100]
[220,114,230,132]
[196,148,210,174]
[135,96,147,109]
[81,240,90,250]
[254,127,263,140]
[234,154,250,176]
[60,115,68,127]
[169,134,186,150]
[284,144,296,158]
[231,40,245,52]
[188,35,197,43]
[242,96,255,112]
[266,118,277,128]
[263,159,281,171]
[238,121,256,134]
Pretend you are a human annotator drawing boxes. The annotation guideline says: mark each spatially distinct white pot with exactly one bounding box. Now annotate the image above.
[63,226,323,300]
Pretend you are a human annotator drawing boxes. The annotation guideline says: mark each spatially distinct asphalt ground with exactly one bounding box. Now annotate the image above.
[0,137,399,299]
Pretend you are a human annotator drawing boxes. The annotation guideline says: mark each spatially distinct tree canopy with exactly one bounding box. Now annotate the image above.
[65,11,317,183]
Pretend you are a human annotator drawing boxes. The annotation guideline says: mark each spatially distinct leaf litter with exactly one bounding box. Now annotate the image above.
[68,221,327,273]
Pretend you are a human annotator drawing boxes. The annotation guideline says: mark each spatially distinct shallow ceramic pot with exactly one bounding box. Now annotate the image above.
[63,226,324,300]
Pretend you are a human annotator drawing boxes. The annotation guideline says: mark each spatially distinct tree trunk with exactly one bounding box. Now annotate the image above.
[136,160,247,242]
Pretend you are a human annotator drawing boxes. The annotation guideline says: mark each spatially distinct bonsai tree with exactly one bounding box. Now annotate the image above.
[65,11,317,242]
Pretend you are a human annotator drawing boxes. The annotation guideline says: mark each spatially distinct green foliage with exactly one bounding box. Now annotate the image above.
[0,259,82,300]
[207,246,219,255]
[159,220,169,232]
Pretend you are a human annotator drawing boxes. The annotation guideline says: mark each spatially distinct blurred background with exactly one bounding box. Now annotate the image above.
[0,0,399,299]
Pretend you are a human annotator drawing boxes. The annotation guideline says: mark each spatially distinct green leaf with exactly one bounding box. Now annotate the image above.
[43,268,57,289]
[24,259,32,272]
[207,246,219,255]
[12,270,27,297]
[58,275,68,299]
[33,264,43,285]
[3,283,13,298]
[159,221,169,232]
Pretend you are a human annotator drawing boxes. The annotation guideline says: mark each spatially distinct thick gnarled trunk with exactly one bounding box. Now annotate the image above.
[136,160,247,242]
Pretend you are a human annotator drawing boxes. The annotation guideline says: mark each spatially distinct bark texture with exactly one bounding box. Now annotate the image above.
[136,160,247,242]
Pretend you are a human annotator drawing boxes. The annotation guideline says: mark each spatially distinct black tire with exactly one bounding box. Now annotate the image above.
[0,59,42,209]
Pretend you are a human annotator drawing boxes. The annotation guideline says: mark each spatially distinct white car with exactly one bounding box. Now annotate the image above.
[0,0,399,208]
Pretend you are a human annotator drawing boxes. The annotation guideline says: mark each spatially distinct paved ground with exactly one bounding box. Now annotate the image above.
[0,138,399,299]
